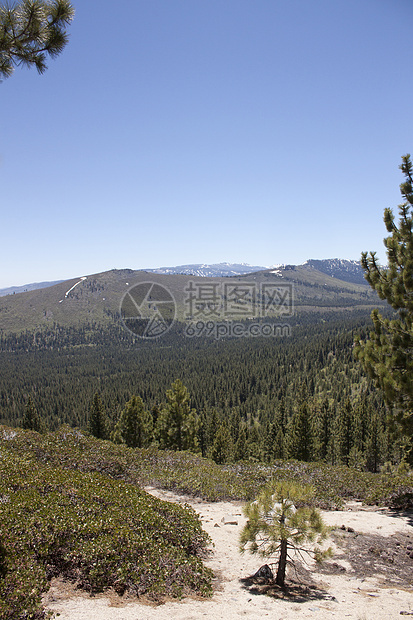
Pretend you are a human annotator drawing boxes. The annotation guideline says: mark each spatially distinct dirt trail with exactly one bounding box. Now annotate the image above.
[44,488,413,620]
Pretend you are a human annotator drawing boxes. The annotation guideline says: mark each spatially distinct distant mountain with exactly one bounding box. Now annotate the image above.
[0,280,64,297]
[147,262,268,277]
[304,259,366,285]
[0,260,365,297]
[0,260,385,336]
[147,259,366,283]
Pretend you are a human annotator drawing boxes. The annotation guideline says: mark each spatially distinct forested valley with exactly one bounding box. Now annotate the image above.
[0,308,401,472]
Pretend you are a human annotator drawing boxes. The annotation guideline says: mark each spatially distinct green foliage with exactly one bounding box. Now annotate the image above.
[156,380,200,452]
[209,421,234,464]
[287,401,311,461]
[88,393,107,440]
[0,0,75,80]
[0,427,212,619]
[0,313,393,473]
[22,396,45,433]
[112,395,153,448]
[2,424,411,508]
[355,154,413,460]
[240,481,332,587]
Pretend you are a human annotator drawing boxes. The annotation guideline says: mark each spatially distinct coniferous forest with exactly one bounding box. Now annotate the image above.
[0,308,403,471]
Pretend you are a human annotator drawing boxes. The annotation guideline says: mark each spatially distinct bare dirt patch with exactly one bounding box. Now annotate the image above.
[44,491,413,620]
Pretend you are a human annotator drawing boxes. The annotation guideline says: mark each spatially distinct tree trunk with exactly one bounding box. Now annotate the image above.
[276,538,287,587]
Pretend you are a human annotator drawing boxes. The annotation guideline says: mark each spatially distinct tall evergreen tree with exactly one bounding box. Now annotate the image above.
[202,407,221,456]
[354,154,413,461]
[246,421,263,461]
[0,0,75,80]
[156,380,200,452]
[287,401,311,461]
[336,398,353,466]
[88,393,107,440]
[234,425,248,461]
[209,421,234,464]
[263,412,286,462]
[364,406,384,473]
[22,396,44,432]
[112,395,153,448]
[311,398,330,462]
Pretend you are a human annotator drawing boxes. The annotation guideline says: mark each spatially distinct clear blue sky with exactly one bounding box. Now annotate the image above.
[1,0,413,288]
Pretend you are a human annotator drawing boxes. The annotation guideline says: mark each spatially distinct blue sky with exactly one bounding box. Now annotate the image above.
[1,0,413,287]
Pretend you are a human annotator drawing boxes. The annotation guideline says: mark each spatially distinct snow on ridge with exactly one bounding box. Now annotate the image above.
[59,277,87,303]
[147,263,268,277]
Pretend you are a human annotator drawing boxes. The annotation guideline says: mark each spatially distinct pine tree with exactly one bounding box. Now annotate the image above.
[240,481,332,588]
[112,396,153,448]
[336,398,353,466]
[209,421,234,464]
[287,401,311,461]
[203,408,221,456]
[355,154,413,462]
[0,0,75,80]
[349,399,367,471]
[88,393,107,440]
[156,380,200,452]
[246,421,263,461]
[234,425,248,461]
[22,396,45,432]
[263,415,286,462]
[364,406,385,472]
[310,398,330,462]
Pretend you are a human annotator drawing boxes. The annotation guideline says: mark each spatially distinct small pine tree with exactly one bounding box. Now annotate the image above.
[240,481,332,588]
[112,396,153,448]
[88,393,107,440]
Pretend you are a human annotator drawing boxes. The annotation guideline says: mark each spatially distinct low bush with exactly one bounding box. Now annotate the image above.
[0,428,212,620]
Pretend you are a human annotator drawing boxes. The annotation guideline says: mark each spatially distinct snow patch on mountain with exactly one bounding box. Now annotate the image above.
[147,263,268,277]
[303,259,366,285]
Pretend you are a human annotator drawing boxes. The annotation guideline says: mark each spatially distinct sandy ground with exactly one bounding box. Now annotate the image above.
[43,488,413,620]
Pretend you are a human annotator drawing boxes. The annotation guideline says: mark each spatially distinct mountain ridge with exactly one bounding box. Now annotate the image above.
[0,259,384,336]
[0,280,64,297]
[0,258,365,296]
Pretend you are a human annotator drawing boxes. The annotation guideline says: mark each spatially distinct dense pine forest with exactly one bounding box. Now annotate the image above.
[0,308,401,472]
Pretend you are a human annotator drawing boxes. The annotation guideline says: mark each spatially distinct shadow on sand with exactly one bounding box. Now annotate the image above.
[240,565,335,604]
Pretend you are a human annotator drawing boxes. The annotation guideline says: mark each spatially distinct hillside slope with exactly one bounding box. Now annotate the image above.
[0,263,385,335]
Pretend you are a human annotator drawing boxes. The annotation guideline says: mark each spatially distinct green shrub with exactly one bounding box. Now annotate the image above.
[0,428,212,619]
